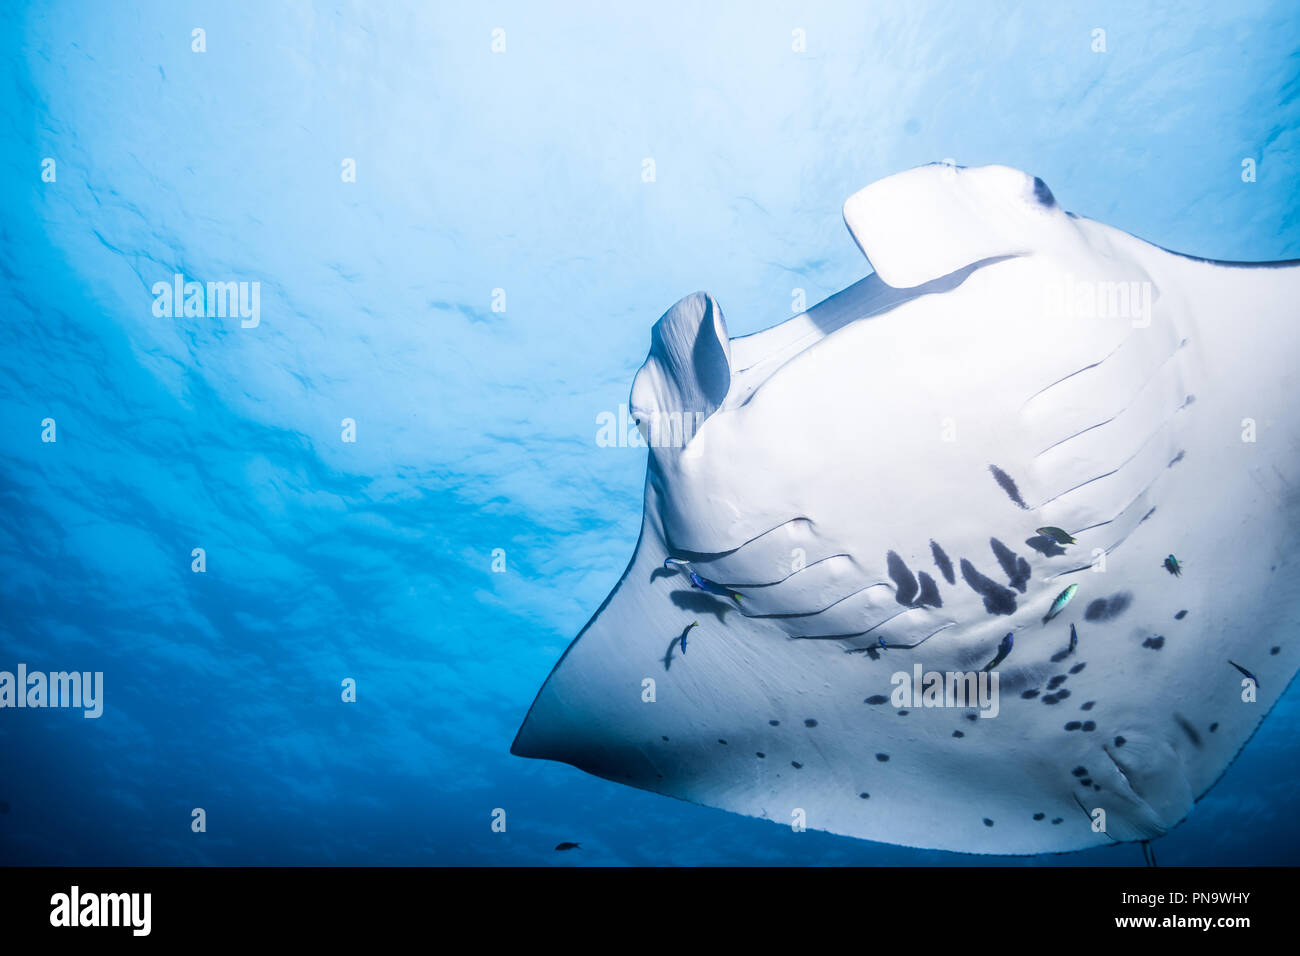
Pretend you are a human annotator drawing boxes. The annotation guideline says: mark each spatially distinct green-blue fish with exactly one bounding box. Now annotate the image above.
[1042,583,1078,624]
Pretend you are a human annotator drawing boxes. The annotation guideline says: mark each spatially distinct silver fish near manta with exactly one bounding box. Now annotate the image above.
[513,163,1300,855]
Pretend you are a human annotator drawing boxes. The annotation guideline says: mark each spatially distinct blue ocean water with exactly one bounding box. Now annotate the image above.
[1,1,1298,866]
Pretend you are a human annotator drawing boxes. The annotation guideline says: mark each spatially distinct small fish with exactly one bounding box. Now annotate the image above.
[555,842,581,851]
[1036,526,1077,545]
[680,621,698,654]
[688,570,743,602]
[1229,660,1259,689]
[663,557,690,568]
[1049,622,1078,663]
[1162,554,1182,577]
[1042,583,1078,624]
[982,633,1014,672]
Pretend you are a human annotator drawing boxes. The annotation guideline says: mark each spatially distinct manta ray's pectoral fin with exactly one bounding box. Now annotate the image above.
[842,163,1082,289]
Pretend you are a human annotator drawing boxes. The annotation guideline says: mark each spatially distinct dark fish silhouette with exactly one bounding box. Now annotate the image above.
[555,842,581,851]
[1036,526,1076,545]
[982,633,1014,672]
[688,570,743,603]
[1051,623,1078,663]
[679,621,698,654]
[663,558,744,602]
[1229,660,1259,688]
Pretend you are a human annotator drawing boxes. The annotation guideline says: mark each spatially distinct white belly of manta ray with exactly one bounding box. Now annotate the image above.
[511,163,1300,855]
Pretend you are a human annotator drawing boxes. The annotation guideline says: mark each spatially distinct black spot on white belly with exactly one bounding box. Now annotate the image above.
[1026,534,1066,558]
[960,558,1019,615]
[804,718,818,727]
[1271,646,1280,655]
[1069,662,1086,674]
[1175,610,1188,620]
[930,539,956,584]
[1081,721,1095,732]
[1209,722,1218,732]
[859,792,870,799]
[1114,735,1126,747]
[1052,818,1063,825]
[864,695,889,705]
[756,752,766,758]
[1143,635,1165,650]
[988,464,1028,509]
[1032,176,1056,206]
[1021,689,1040,699]
[791,761,802,769]
[718,739,727,745]
[1048,675,1067,690]
[916,571,943,608]
[886,551,919,606]
[897,710,909,716]
[1085,592,1133,622]
[1033,812,1045,820]
[990,538,1031,592]
[876,753,890,762]
[1071,766,1088,777]
[1174,713,1202,748]
[1081,701,1095,710]
[952,730,964,738]
[983,817,995,827]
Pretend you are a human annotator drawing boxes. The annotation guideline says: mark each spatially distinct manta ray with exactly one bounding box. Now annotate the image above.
[511,163,1300,855]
